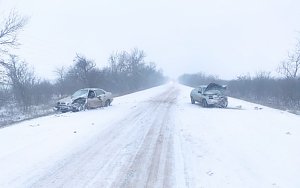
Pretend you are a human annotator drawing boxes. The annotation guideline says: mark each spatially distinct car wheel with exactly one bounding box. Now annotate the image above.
[191,97,195,104]
[104,100,110,107]
[79,103,87,111]
[202,99,208,107]
[72,98,87,112]
[61,110,68,113]
[72,103,86,112]
[220,100,228,108]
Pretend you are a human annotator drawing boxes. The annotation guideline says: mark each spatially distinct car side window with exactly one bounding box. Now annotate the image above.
[88,90,96,98]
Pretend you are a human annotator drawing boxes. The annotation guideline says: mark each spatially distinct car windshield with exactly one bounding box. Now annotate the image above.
[204,89,223,95]
[72,89,88,98]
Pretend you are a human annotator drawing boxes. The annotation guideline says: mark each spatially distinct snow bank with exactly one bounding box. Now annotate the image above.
[174,84,300,188]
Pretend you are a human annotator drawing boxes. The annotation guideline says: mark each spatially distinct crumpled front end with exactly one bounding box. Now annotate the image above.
[54,101,73,112]
[204,83,228,108]
[206,95,228,107]
[54,96,73,112]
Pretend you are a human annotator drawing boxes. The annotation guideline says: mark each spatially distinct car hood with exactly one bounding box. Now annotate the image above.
[58,96,72,104]
[58,93,88,104]
[204,83,226,92]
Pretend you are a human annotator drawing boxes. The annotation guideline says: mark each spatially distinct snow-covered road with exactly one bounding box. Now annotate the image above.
[0,83,300,188]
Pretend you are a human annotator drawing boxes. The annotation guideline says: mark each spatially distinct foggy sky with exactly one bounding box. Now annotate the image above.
[1,0,300,80]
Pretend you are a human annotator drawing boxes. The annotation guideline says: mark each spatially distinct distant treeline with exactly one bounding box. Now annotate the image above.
[0,12,167,126]
[178,72,300,111]
[55,49,166,96]
[0,49,166,109]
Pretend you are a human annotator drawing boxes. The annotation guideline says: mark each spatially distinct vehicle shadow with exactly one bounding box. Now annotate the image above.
[192,103,244,110]
[225,106,244,110]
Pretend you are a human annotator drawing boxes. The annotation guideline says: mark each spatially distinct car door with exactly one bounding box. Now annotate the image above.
[198,88,204,101]
[95,89,106,107]
[194,88,202,102]
[87,90,102,108]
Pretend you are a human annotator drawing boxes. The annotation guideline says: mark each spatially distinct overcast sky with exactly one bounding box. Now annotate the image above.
[1,0,300,80]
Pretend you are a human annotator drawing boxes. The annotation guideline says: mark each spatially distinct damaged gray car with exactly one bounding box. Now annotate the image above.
[55,88,113,113]
[190,83,228,108]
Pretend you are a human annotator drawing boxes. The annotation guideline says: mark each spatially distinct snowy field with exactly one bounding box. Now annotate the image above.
[0,83,299,188]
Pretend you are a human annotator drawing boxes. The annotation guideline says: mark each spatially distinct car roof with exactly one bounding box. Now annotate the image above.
[197,85,207,88]
[80,88,104,91]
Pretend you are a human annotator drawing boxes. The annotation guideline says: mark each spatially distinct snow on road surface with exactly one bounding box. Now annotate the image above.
[0,83,300,188]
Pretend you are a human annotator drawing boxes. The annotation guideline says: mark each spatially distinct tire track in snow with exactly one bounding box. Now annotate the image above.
[29,86,183,188]
[114,87,179,188]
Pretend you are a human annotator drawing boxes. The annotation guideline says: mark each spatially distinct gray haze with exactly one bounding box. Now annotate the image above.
[1,0,300,80]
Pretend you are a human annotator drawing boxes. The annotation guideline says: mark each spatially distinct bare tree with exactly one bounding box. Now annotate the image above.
[70,53,96,87]
[53,49,165,95]
[0,67,8,84]
[2,55,36,108]
[0,10,28,86]
[54,66,66,81]
[278,41,300,79]
[54,66,66,96]
[0,10,28,54]
[108,51,129,73]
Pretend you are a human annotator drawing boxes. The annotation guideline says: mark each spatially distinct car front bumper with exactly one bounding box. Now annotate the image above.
[54,105,73,112]
[207,98,228,106]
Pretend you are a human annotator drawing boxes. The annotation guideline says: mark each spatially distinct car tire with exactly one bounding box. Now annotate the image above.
[191,97,195,104]
[202,99,208,107]
[72,98,87,112]
[220,100,228,108]
[61,110,68,113]
[72,103,86,112]
[104,100,110,107]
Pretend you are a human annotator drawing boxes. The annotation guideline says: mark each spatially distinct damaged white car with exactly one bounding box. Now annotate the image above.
[190,83,228,108]
[55,88,113,112]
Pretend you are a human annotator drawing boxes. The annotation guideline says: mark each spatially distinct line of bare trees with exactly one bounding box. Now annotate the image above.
[227,73,300,111]
[0,50,166,110]
[179,39,300,111]
[0,11,166,112]
[0,55,53,108]
[179,72,300,111]
[53,49,166,97]
[230,40,300,111]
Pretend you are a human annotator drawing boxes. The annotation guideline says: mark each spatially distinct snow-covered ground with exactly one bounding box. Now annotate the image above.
[0,83,299,188]
[0,103,54,127]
